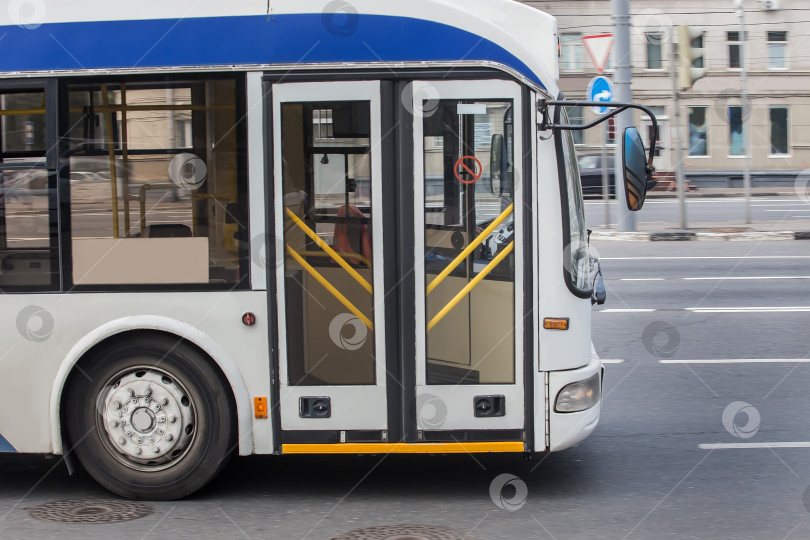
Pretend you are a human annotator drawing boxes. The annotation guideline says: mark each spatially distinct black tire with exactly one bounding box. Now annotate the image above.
[65,333,236,500]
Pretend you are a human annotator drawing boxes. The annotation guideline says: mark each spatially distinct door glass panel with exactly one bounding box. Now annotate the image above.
[281,101,376,386]
[423,100,515,385]
[0,89,57,290]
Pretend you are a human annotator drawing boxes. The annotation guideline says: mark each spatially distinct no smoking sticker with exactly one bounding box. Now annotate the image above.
[454,156,482,184]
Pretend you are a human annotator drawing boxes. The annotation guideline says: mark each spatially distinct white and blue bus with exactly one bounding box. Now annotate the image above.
[0,0,655,499]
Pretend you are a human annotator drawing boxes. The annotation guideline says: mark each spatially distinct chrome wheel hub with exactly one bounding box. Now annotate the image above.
[100,368,195,471]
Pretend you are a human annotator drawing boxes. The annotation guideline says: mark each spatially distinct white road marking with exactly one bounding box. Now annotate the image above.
[620,278,665,281]
[598,308,657,313]
[601,359,626,364]
[683,276,810,281]
[586,199,792,205]
[660,359,810,364]
[602,256,810,261]
[599,307,810,313]
[688,307,810,313]
[699,442,810,450]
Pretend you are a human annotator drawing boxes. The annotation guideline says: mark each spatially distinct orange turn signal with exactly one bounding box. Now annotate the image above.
[254,397,268,419]
[543,318,570,330]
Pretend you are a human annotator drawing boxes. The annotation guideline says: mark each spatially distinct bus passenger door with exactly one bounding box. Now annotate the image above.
[412,81,526,442]
[271,81,388,441]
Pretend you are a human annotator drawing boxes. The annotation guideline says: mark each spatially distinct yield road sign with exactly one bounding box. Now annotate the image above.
[587,76,614,115]
[583,33,614,74]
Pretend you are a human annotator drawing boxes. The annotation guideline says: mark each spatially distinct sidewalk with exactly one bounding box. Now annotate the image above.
[590,188,810,241]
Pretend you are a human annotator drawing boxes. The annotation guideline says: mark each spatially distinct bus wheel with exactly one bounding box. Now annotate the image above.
[65,335,236,500]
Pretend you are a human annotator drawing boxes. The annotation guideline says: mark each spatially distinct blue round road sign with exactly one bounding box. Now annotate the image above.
[587,76,614,114]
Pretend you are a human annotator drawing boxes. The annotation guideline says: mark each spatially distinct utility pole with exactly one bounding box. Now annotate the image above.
[670,29,688,229]
[612,0,635,232]
[736,0,752,224]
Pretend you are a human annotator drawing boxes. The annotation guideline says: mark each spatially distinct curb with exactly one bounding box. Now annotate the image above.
[590,231,810,242]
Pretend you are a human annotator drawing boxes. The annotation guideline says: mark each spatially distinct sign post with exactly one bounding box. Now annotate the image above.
[587,76,614,227]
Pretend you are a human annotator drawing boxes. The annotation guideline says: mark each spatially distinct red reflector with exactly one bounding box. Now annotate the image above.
[242,312,256,326]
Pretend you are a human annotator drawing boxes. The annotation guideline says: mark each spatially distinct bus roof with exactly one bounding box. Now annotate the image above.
[0,0,558,92]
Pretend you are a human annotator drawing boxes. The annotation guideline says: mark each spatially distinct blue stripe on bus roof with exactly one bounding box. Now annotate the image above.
[0,433,15,452]
[0,14,544,88]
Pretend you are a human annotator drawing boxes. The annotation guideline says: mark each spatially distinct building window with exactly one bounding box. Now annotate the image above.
[768,31,787,69]
[567,106,585,144]
[692,33,705,69]
[561,33,583,71]
[770,107,789,155]
[646,33,663,69]
[728,107,744,156]
[688,107,708,156]
[728,31,742,69]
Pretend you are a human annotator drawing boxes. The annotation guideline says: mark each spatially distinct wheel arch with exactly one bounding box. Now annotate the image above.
[50,316,253,456]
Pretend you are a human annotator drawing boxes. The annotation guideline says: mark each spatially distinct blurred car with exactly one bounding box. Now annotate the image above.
[577,153,657,199]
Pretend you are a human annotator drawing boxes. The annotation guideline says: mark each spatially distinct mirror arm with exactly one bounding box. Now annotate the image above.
[538,99,659,173]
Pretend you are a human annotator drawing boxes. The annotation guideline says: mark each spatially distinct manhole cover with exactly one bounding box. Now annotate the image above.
[331,524,476,540]
[28,499,154,524]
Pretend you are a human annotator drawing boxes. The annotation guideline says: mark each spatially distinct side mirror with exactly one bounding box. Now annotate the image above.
[622,127,652,211]
[490,133,506,197]
[590,254,606,305]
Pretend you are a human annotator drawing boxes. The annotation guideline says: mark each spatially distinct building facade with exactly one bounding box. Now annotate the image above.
[523,0,810,188]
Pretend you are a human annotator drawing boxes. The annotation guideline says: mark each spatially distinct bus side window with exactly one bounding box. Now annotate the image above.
[66,78,249,288]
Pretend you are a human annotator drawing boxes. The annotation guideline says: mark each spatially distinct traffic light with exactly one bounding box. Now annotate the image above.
[607,117,615,142]
[677,26,708,90]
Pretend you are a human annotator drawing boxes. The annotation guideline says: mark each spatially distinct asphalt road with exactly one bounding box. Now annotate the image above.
[585,196,810,229]
[1,240,810,539]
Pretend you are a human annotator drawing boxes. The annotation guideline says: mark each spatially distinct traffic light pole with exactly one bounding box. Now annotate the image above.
[670,30,688,229]
[612,0,635,232]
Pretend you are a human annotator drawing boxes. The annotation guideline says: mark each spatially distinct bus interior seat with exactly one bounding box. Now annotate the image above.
[334,204,371,263]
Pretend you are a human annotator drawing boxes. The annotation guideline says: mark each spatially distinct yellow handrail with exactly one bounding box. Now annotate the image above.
[286,245,373,330]
[427,241,514,332]
[284,207,372,294]
[426,203,513,295]
[100,84,120,239]
[296,250,372,269]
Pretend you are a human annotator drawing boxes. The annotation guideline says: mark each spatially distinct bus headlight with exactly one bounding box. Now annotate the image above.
[555,374,601,413]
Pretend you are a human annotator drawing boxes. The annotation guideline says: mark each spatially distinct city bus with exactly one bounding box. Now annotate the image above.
[0,0,655,499]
